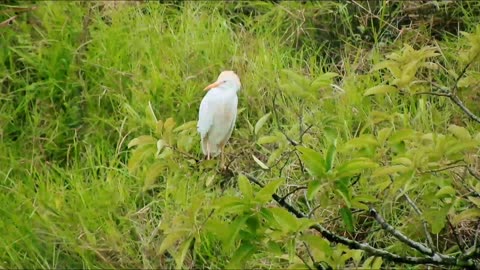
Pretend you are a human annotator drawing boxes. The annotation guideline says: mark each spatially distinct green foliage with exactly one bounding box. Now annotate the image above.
[1,1,480,269]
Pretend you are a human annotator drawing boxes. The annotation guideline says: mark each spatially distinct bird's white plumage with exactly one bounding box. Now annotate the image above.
[197,71,241,159]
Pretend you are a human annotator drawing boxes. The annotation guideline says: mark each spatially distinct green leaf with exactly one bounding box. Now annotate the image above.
[334,178,351,208]
[173,120,197,133]
[226,242,255,269]
[301,234,332,257]
[156,139,166,156]
[163,117,176,133]
[238,174,253,199]
[468,196,480,207]
[158,231,185,256]
[174,237,193,269]
[144,161,164,191]
[388,129,417,144]
[448,124,471,140]
[128,135,157,149]
[257,135,279,145]
[225,215,250,250]
[256,178,285,204]
[452,208,480,225]
[307,180,322,200]
[339,207,354,233]
[435,186,456,198]
[297,146,326,178]
[270,207,299,232]
[372,257,383,269]
[325,139,337,172]
[342,135,378,150]
[252,154,269,170]
[254,113,271,135]
[336,158,379,178]
[214,196,248,214]
[372,165,410,178]
[364,85,398,96]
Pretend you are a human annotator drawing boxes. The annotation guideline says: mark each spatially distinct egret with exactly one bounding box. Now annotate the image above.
[197,71,241,166]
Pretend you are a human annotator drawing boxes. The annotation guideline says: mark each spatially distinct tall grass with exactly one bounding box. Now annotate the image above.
[1,1,479,268]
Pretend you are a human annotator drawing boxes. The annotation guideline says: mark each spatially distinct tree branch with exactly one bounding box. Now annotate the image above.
[369,208,435,256]
[243,173,477,268]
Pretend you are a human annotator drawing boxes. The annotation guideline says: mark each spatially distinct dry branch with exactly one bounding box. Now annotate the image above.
[243,173,478,268]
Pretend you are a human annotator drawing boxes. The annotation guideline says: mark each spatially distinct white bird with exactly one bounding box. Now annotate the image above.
[197,71,241,165]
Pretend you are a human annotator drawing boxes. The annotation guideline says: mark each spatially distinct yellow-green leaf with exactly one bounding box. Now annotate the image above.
[270,207,299,232]
[448,124,471,140]
[252,155,269,170]
[364,85,398,96]
[254,113,271,135]
[297,146,326,178]
[372,165,410,178]
[452,208,480,225]
[238,174,253,199]
[128,135,157,149]
[257,135,279,145]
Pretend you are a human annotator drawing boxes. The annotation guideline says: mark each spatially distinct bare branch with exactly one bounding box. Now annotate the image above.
[448,95,480,123]
[369,208,435,256]
[446,216,465,253]
[401,192,436,251]
[280,186,307,202]
[415,91,451,97]
[242,173,476,268]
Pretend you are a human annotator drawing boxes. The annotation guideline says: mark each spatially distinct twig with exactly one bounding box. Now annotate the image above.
[402,192,436,252]
[446,216,465,253]
[280,186,307,202]
[467,167,480,181]
[449,95,480,123]
[369,208,435,256]
[302,241,316,269]
[415,91,451,97]
[242,174,476,268]
[419,164,468,174]
[0,15,17,28]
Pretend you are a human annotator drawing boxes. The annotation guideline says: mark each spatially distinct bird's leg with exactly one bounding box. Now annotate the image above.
[206,142,211,160]
[220,143,226,169]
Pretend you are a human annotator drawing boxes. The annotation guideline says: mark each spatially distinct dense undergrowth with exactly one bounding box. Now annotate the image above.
[1,1,480,269]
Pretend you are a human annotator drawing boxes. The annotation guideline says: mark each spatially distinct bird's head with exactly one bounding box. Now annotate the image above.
[203,70,241,92]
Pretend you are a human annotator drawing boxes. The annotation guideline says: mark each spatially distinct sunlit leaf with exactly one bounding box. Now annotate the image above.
[270,207,299,232]
[364,85,398,96]
[254,112,271,135]
[256,178,285,204]
[174,237,193,269]
[334,178,351,208]
[238,174,253,199]
[336,158,378,178]
[128,135,157,149]
[307,180,322,200]
[257,135,279,145]
[226,242,255,269]
[342,135,378,150]
[158,231,185,256]
[252,154,269,170]
[325,139,337,172]
[452,208,480,225]
[372,165,410,178]
[297,146,326,178]
[339,207,354,233]
[448,124,471,140]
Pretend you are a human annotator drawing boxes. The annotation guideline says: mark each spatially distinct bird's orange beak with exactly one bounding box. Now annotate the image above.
[203,81,223,91]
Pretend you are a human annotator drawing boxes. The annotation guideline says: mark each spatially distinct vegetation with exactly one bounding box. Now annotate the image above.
[1,1,480,268]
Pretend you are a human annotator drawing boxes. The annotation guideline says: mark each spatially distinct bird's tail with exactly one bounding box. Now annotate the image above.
[201,138,221,157]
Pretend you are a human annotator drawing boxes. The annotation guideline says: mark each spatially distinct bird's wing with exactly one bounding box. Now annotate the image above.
[224,95,238,143]
[197,94,213,139]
